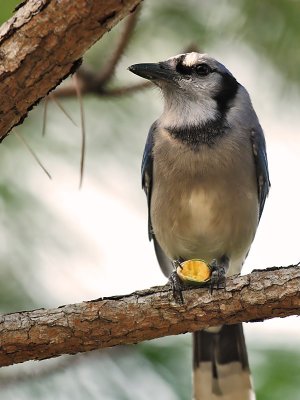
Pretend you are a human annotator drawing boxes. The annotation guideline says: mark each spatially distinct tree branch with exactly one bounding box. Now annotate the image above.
[52,5,143,98]
[0,0,142,141]
[0,265,299,368]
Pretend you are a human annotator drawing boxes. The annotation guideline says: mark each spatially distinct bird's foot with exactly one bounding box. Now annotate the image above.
[168,259,189,304]
[209,256,229,294]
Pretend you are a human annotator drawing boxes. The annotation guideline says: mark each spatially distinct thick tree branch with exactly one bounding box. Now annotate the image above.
[0,0,142,141]
[0,265,299,368]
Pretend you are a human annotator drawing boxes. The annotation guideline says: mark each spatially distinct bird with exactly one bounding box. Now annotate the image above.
[128,52,270,400]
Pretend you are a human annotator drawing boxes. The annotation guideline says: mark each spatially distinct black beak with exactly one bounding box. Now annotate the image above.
[128,63,174,82]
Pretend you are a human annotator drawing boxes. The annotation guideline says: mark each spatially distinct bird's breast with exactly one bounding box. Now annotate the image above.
[150,129,259,271]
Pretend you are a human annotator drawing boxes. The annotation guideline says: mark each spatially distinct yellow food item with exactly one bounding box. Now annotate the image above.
[177,259,211,285]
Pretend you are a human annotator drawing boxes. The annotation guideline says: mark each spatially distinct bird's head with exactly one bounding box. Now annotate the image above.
[129,52,239,126]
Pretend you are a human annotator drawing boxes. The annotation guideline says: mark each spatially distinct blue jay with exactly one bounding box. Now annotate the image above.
[129,52,270,400]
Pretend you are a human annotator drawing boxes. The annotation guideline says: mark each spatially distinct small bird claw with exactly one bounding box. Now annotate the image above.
[209,259,226,294]
[169,271,185,304]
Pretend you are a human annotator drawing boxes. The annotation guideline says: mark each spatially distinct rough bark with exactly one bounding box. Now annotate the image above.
[0,265,299,368]
[0,0,142,141]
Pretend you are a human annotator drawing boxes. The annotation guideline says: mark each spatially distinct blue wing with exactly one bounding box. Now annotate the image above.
[251,127,271,219]
[142,122,173,277]
[141,122,156,240]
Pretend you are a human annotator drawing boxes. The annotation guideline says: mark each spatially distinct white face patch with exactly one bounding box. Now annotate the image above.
[182,52,200,66]
[160,96,218,128]
[158,52,232,129]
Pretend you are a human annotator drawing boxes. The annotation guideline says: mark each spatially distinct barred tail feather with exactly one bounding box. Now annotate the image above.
[193,324,255,400]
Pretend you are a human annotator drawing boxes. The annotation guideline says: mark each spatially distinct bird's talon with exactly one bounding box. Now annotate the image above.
[169,270,186,304]
[209,263,226,294]
[172,259,183,270]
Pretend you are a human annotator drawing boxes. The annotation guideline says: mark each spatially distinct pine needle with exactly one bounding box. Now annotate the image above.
[42,97,48,136]
[73,74,86,189]
[15,131,52,180]
[50,94,77,126]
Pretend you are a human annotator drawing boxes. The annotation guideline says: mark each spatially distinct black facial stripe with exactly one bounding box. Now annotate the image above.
[214,72,239,114]
[176,61,192,75]
[176,59,213,76]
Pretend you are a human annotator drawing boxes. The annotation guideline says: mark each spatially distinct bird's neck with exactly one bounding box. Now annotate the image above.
[159,97,227,148]
[160,96,219,128]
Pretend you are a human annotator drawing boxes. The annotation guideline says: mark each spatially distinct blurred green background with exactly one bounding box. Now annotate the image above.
[0,1,299,399]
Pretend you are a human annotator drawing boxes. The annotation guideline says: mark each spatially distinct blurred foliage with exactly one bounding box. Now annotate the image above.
[0,0,20,23]
[138,0,300,86]
[251,345,300,400]
[1,1,299,84]
[238,0,300,84]
[0,1,299,399]
[0,183,39,311]
[0,339,190,400]
[0,338,299,400]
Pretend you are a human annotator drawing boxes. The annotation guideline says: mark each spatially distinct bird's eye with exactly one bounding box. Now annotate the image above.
[195,63,211,76]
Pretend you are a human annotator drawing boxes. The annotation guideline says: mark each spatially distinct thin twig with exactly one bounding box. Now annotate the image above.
[96,5,141,85]
[50,94,78,126]
[52,80,152,98]
[42,96,48,136]
[14,131,52,180]
[73,74,86,189]
[100,81,153,96]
